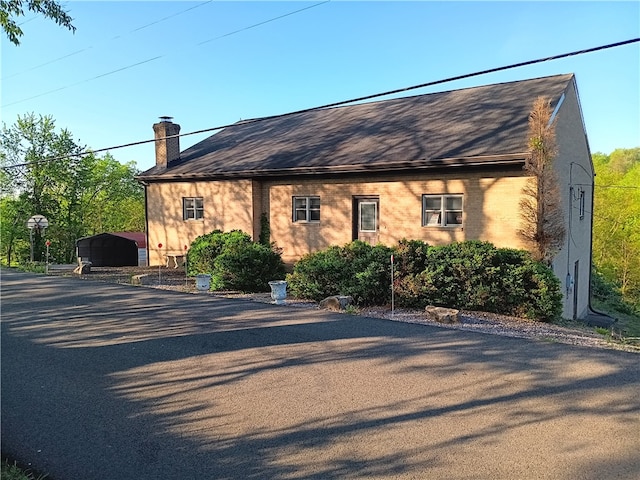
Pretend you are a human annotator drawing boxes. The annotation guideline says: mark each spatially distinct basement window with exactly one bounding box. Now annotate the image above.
[183,197,204,221]
[422,195,463,227]
[293,196,320,222]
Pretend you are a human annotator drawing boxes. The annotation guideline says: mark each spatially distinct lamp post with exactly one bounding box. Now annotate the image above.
[27,215,49,263]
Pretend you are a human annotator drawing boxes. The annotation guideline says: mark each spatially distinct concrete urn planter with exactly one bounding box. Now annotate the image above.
[195,274,211,292]
[268,280,287,305]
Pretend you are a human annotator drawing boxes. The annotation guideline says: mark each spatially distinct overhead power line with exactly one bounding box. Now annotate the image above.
[2,1,215,80]
[2,37,638,170]
[2,1,331,107]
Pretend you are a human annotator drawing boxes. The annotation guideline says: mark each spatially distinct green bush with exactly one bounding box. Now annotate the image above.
[289,239,562,321]
[286,241,394,305]
[187,230,285,292]
[394,241,562,321]
[592,267,639,315]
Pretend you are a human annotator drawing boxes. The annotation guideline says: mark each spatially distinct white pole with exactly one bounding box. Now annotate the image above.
[391,254,395,318]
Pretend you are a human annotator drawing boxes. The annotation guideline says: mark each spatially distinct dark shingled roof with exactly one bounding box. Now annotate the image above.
[139,74,574,181]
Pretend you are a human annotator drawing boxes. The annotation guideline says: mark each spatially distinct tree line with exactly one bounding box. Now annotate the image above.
[1,113,637,313]
[0,113,144,265]
[592,148,640,310]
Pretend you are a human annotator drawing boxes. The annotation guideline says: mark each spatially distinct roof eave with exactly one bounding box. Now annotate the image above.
[136,153,528,183]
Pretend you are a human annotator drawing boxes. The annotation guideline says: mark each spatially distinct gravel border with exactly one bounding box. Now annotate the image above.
[53,266,639,353]
[198,290,638,353]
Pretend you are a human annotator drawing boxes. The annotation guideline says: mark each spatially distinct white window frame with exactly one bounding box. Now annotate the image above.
[359,201,378,232]
[578,188,585,220]
[422,194,463,227]
[293,196,320,223]
[183,197,204,221]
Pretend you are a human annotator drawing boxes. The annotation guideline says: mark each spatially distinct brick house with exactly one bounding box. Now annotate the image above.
[137,74,594,320]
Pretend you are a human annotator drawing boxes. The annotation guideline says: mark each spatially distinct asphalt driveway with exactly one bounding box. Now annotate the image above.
[1,269,639,479]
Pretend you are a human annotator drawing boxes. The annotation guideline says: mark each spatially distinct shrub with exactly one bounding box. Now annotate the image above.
[211,241,285,292]
[592,266,638,315]
[187,230,285,293]
[286,241,394,305]
[288,239,562,321]
[394,241,562,321]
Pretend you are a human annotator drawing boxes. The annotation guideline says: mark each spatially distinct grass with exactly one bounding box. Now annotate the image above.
[592,298,640,338]
[1,459,48,480]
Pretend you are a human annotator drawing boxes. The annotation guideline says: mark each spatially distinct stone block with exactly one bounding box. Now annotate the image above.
[319,295,354,311]
[424,305,460,323]
[131,274,152,285]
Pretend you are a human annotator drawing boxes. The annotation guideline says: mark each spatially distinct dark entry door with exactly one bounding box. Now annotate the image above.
[353,197,379,245]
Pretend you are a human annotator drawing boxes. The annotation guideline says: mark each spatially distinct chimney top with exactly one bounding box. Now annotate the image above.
[153,118,180,170]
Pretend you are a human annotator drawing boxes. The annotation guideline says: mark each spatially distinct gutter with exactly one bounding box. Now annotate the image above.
[139,180,150,267]
[136,153,528,183]
[585,170,617,327]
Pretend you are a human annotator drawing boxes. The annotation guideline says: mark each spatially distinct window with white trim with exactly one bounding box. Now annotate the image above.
[578,188,585,220]
[183,197,204,220]
[293,196,320,222]
[422,194,463,227]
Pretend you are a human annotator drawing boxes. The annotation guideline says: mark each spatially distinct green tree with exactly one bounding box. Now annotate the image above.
[80,155,145,235]
[0,113,144,264]
[592,148,640,307]
[1,113,84,262]
[1,0,75,45]
[519,96,566,265]
[0,196,29,265]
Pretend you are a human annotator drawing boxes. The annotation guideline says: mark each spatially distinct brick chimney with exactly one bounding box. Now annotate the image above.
[153,116,181,169]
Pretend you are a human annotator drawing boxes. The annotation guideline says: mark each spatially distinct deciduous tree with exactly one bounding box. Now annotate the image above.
[519,97,565,265]
[0,113,144,264]
[592,148,640,307]
[1,0,75,45]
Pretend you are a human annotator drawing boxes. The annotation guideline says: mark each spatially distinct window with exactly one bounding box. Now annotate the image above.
[359,201,377,232]
[578,188,585,220]
[422,195,463,227]
[183,197,203,220]
[293,196,320,222]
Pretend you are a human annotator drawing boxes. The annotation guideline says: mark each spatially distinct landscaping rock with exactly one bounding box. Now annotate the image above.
[424,305,460,323]
[319,295,354,311]
[131,274,153,285]
[73,261,92,275]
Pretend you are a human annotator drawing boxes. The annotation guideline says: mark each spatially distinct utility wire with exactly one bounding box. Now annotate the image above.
[2,1,331,106]
[2,37,638,170]
[197,1,330,45]
[2,1,215,80]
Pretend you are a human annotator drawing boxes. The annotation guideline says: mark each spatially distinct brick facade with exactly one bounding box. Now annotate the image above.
[263,170,530,264]
[141,76,593,320]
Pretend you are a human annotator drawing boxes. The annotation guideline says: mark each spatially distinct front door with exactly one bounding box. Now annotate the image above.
[353,197,379,245]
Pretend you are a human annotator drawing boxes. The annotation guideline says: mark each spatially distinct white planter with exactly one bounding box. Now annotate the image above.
[268,280,287,305]
[195,274,211,291]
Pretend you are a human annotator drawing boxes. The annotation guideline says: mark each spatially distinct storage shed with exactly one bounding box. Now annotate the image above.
[76,232,146,267]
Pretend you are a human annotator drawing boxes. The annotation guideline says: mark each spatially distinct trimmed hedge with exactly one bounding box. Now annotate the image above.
[286,241,394,306]
[287,239,562,321]
[187,230,285,292]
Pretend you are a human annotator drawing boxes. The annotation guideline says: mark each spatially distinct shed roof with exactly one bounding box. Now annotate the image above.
[138,74,574,181]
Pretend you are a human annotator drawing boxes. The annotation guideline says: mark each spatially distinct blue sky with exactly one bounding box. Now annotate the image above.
[2,1,639,172]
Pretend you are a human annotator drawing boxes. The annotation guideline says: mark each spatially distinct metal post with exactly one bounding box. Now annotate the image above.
[45,240,50,274]
[184,245,188,289]
[391,254,395,318]
[158,243,163,286]
[29,228,34,263]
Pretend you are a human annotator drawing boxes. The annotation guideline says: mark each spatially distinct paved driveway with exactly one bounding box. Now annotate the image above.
[1,269,639,479]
